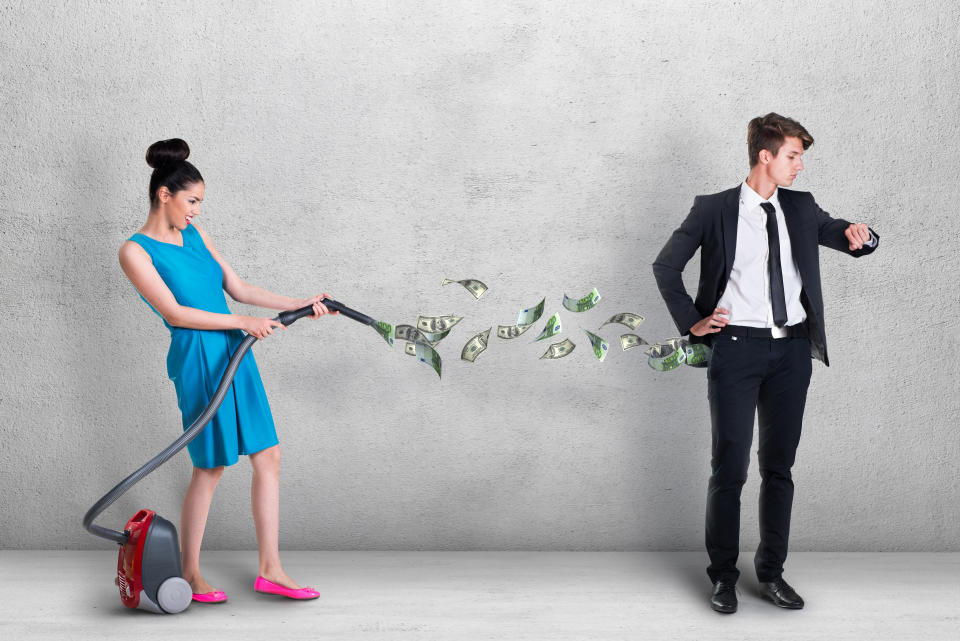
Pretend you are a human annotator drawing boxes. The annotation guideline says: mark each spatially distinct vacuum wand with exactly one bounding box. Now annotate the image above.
[279,297,395,346]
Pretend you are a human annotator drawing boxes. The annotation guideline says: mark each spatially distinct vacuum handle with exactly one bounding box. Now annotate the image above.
[277,298,376,327]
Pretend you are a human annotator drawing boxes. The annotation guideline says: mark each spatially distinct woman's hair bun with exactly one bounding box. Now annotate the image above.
[146,138,191,169]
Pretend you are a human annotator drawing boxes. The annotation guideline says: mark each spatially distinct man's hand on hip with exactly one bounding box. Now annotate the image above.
[690,308,730,337]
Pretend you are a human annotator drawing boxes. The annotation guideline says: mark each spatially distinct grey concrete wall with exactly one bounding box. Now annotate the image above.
[1,1,957,551]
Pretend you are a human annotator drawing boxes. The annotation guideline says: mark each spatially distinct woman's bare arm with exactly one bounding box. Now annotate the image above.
[192,225,304,311]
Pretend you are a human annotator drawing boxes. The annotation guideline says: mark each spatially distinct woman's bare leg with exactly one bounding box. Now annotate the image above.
[249,444,302,589]
[180,465,225,594]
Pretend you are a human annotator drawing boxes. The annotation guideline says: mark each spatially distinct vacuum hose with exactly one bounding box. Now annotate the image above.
[83,298,372,544]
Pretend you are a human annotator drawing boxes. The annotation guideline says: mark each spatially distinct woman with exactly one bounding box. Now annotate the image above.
[119,138,334,603]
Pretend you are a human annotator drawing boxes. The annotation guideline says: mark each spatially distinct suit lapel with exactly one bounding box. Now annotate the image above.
[778,190,808,280]
[721,186,740,286]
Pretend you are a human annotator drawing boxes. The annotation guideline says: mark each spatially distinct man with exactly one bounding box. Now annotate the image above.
[652,113,878,614]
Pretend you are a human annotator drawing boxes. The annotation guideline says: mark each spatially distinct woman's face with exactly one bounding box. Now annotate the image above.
[159,181,205,230]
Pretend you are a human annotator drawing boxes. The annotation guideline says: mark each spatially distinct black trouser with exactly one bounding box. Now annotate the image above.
[705,333,812,584]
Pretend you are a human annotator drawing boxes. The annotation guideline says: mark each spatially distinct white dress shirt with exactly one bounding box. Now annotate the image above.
[717,183,807,329]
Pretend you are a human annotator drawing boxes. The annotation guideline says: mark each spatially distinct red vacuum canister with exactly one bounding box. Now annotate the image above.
[116,509,192,613]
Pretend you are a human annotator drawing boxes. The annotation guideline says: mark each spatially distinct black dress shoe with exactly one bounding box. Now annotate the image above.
[759,577,804,609]
[710,580,737,613]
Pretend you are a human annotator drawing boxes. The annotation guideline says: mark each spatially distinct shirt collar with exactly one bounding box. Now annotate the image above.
[740,181,780,212]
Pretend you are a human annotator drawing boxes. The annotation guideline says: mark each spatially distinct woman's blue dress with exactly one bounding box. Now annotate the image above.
[128,224,278,468]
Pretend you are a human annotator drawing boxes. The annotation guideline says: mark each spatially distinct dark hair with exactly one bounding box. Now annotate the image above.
[146,138,204,206]
[747,113,814,168]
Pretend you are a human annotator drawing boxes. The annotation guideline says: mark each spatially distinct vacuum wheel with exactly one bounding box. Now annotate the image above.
[157,576,192,613]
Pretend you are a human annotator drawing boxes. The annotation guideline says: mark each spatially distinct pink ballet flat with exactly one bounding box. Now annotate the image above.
[254,576,320,600]
[192,590,228,603]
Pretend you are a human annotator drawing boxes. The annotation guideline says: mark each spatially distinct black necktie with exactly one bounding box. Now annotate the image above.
[760,201,788,327]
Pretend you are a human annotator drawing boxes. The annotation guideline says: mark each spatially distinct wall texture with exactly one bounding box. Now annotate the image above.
[1,1,957,550]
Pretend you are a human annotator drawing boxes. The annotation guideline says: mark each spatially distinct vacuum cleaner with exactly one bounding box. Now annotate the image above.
[83,298,393,613]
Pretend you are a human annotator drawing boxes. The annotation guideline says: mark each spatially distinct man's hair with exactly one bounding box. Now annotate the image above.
[747,113,814,167]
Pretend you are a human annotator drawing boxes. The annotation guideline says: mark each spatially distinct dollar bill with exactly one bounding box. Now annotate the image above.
[533,312,562,341]
[516,297,546,327]
[421,328,451,345]
[404,342,417,356]
[373,321,395,346]
[414,341,442,378]
[417,315,463,334]
[539,338,576,360]
[645,342,686,371]
[599,312,645,331]
[496,298,545,340]
[461,327,492,362]
[497,323,534,339]
[662,337,685,352]
[441,278,489,300]
[398,322,450,346]
[643,336,713,370]
[582,329,609,361]
[562,287,601,312]
[620,334,649,350]
[395,324,427,343]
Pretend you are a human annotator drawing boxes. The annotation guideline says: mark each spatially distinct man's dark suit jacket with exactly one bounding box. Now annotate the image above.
[652,186,878,366]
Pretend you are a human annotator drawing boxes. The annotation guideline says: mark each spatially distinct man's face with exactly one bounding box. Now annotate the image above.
[762,136,805,187]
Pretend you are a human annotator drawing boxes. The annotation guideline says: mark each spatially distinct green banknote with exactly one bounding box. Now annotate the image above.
[533,313,562,342]
[645,336,712,370]
[516,297,546,326]
[414,341,442,378]
[682,342,712,367]
[562,287,601,312]
[496,297,546,340]
[374,321,395,346]
[461,327,492,363]
[582,329,609,361]
[442,278,488,300]
[645,342,686,371]
[539,338,576,360]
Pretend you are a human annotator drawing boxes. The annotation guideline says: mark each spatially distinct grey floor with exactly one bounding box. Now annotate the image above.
[1,551,957,640]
